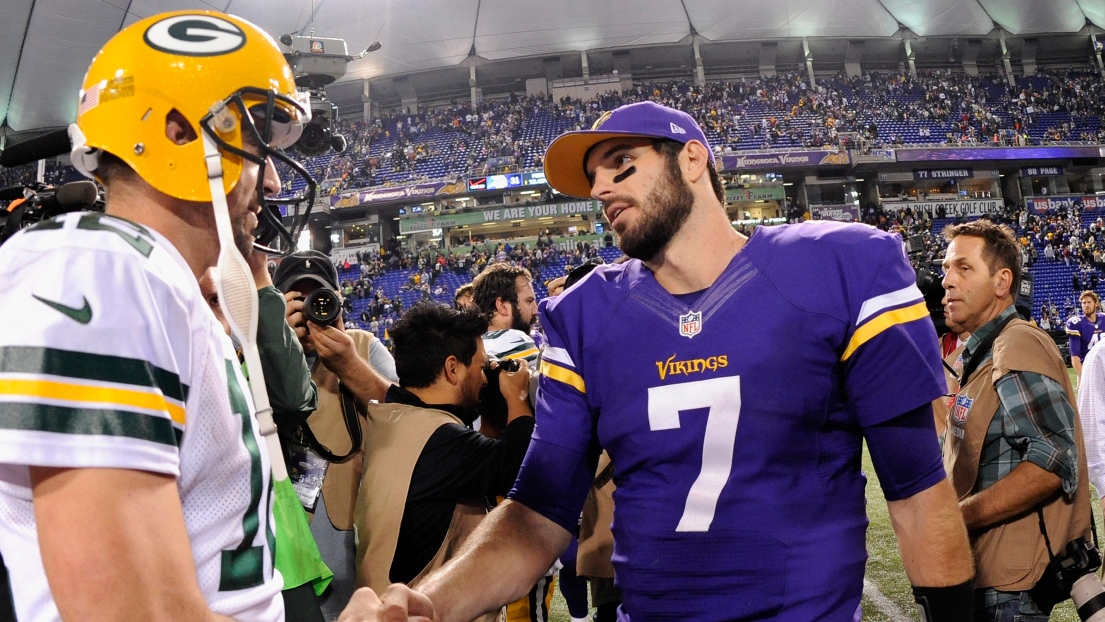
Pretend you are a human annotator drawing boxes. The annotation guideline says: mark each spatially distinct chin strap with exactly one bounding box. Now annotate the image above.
[202,128,287,482]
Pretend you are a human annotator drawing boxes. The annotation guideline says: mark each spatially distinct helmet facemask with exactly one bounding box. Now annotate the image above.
[200,86,317,255]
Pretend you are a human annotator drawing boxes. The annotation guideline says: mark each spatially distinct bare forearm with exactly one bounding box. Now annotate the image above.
[417,500,570,622]
[339,357,392,407]
[888,478,974,586]
[33,467,234,622]
[1074,356,1083,377]
[960,461,1061,531]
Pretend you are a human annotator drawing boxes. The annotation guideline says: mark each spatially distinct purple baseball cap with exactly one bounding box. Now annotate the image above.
[543,101,714,198]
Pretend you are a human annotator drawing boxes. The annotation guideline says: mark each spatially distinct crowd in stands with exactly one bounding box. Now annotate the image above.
[298,67,1105,195]
[334,235,618,344]
[846,197,1105,340]
[7,67,1105,342]
[11,68,1102,194]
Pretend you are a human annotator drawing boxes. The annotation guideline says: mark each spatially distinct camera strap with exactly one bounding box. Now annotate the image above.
[300,382,362,463]
[1037,507,1058,563]
[958,312,1019,387]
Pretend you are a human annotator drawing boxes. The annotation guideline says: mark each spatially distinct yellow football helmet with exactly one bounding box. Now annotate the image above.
[69,10,317,252]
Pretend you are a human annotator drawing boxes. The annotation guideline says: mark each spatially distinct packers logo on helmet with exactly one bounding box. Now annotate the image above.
[143,15,247,56]
[69,10,318,254]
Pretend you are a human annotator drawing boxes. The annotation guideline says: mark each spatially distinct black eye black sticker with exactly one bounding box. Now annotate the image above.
[613,166,637,184]
[144,14,246,57]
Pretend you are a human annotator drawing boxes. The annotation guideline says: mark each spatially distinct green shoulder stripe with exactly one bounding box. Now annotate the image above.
[0,346,188,403]
[0,402,182,446]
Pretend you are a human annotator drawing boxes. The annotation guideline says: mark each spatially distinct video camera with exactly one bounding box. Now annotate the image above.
[0,181,100,247]
[277,34,368,157]
[475,358,522,432]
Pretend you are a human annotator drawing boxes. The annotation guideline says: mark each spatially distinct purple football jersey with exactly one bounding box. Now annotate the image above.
[515,221,945,621]
[1066,313,1105,360]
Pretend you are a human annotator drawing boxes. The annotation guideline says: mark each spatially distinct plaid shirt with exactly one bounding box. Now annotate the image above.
[965,306,1080,610]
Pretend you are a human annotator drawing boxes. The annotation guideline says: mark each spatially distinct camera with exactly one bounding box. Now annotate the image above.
[475,358,522,432]
[302,289,342,326]
[1029,537,1105,619]
[0,181,100,247]
[278,35,355,157]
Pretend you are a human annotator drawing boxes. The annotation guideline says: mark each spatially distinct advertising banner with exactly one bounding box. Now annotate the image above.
[809,204,860,222]
[330,245,380,265]
[722,150,850,170]
[330,180,468,208]
[1027,195,1105,214]
[726,186,786,202]
[399,200,602,234]
[882,199,1002,218]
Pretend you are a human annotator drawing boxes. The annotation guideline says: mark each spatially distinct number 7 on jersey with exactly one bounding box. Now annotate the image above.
[648,376,742,532]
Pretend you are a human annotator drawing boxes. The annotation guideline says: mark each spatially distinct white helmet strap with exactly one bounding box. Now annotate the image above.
[202,128,287,481]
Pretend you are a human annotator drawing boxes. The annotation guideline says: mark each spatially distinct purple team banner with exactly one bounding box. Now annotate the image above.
[810,204,860,222]
[1027,195,1105,214]
[722,150,850,170]
[895,146,1103,162]
[330,180,468,208]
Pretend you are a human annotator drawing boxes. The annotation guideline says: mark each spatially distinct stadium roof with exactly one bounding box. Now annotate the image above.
[1,0,1103,135]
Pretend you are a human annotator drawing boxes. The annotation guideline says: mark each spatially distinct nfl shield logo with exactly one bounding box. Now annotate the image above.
[679,311,702,338]
[952,395,973,424]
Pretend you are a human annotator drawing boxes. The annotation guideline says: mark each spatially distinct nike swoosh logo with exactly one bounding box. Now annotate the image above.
[33,294,92,325]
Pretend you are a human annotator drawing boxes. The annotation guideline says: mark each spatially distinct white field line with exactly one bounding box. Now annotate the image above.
[863,579,915,621]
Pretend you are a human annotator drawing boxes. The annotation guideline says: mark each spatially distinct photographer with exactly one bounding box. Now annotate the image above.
[353,303,533,609]
[273,250,399,619]
[941,220,1092,619]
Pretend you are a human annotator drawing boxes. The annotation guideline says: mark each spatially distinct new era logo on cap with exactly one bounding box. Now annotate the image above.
[669,122,686,135]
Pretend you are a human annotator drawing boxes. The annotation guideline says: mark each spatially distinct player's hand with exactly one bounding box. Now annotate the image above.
[247,248,273,288]
[546,275,568,297]
[337,585,435,622]
[308,319,360,377]
[284,291,309,345]
[497,359,532,415]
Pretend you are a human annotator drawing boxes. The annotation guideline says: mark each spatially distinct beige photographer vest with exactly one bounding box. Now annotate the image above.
[943,319,1091,591]
[354,402,497,622]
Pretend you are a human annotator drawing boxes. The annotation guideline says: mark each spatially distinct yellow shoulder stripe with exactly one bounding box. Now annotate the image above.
[842,302,930,362]
[0,378,185,425]
[540,360,586,394]
[503,348,540,361]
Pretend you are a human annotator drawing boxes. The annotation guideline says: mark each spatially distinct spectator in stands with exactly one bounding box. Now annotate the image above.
[454,282,476,309]
[941,220,1089,618]
[353,303,533,611]
[1066,290,1105,381]
[274,251,399,619]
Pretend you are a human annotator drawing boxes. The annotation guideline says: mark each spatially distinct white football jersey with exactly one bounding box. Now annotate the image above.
[0,212,282,621]
[482,329,539,365]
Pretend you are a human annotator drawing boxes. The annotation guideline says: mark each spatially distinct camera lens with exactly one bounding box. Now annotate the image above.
[303,289,341,326]
[1073,574,1105,621]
